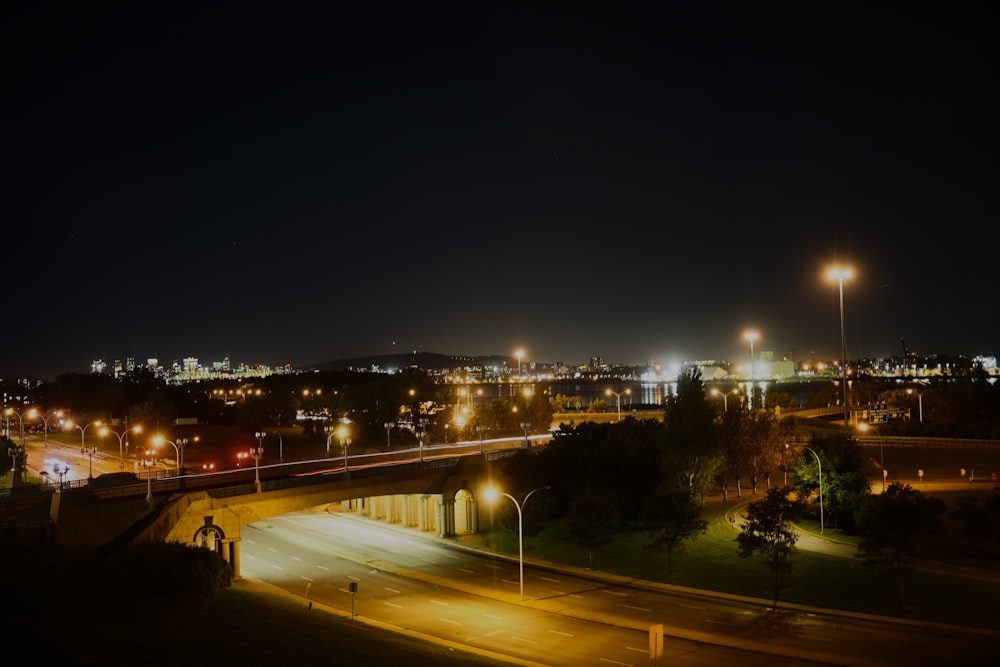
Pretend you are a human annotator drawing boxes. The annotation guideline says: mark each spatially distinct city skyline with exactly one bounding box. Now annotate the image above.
[5,5,995,382]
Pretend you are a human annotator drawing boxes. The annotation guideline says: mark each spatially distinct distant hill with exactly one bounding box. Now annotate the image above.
[300,352,515,373]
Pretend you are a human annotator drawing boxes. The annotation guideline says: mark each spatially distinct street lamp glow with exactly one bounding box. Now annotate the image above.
[484,486,549,601]
[605,388,631,422]
[152,434,195,472]
[29,408,64,447]
[3,407,30,446]
[101,424,143,464]
[710,387,737,412]
[514,349,524,377]
[337,424,351,479]
[826,264,854,427]
[743,330,759,397]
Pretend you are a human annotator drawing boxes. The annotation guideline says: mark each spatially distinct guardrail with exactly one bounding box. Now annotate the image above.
[855,435,1000,449]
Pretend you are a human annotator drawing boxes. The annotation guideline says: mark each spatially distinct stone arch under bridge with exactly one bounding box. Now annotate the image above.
[158,466,494,580]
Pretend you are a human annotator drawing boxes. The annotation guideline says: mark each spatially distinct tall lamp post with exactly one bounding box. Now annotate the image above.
[710,388,737,412]
[29,408,64,447]
[337,424,351,479]
[248,444,264,492]
[476,426,486,455]
[605,388,631,422]
[515,349,524,378]
[3,407,29,446]
[142,448,157,507]
[826,265,854,427]
[416,427,426,465]
[101,424,143,466]
[67,420,102,478]
[803,446,824,534]
[906,388,924,423]
[384,421,395,448]
[68,419,103,449]
[743,330,759,407]
[152,435,191,473]
[484,486,550,601]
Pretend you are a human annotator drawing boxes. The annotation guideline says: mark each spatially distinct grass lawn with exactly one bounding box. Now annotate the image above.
[474,490,1000,631]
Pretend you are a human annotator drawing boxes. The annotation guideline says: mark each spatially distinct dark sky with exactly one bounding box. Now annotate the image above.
[4,2,996,380]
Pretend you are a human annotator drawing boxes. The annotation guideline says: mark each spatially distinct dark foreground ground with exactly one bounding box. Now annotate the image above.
[1,538,517,667]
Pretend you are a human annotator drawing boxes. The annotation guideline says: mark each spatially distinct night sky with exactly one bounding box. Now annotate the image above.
[4,3,996,380]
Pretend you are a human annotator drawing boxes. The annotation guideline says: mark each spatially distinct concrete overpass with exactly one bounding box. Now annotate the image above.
[32,440,533,580]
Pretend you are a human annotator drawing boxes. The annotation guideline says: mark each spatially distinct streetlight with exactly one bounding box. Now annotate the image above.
[416,426,426,465]
[80,444,98,479]
[384,421,395,448]
[248,444,264,491]
[826,265,854,427]
[476,425,486,455]
[514,349,524,378]
[605,388,631,422]
[30,408,64,447]
[67,419,103,449]
[100,424,142,465]
[858,422,887,492]
[710,387,737,412]
[907,388,924,423]
[743,330,759,407]
[484,486,549,601]
[519,422,532,449]
[802,445,824,534]
[67,420,102,477]
[337,424,351,479]
[152,435,191,473]
[3,407,29,446]
[142,448,157,507]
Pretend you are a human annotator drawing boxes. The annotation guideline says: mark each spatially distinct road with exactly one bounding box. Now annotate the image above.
[240,508,999,667]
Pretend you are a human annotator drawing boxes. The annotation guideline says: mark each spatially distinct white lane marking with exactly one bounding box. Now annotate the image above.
[430,599,448,607]
[385,601,403,609]
[384,587,400,594]
[548,629,573,637]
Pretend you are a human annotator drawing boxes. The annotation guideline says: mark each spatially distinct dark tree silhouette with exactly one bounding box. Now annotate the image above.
[567,489,617,569]
[735,488,804,608]
[643,487,708,575]
[856,482,946,606]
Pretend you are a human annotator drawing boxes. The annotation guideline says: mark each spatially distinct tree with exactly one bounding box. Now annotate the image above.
[642,487,708,575]
[660,368,724,504]
[951,495,994,552]
[567,489,618,569]
[735,488,804,608]
[789,433,869,531]
[856,482,946,606]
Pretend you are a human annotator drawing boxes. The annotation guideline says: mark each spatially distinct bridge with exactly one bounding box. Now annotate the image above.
[4,436,543,580]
